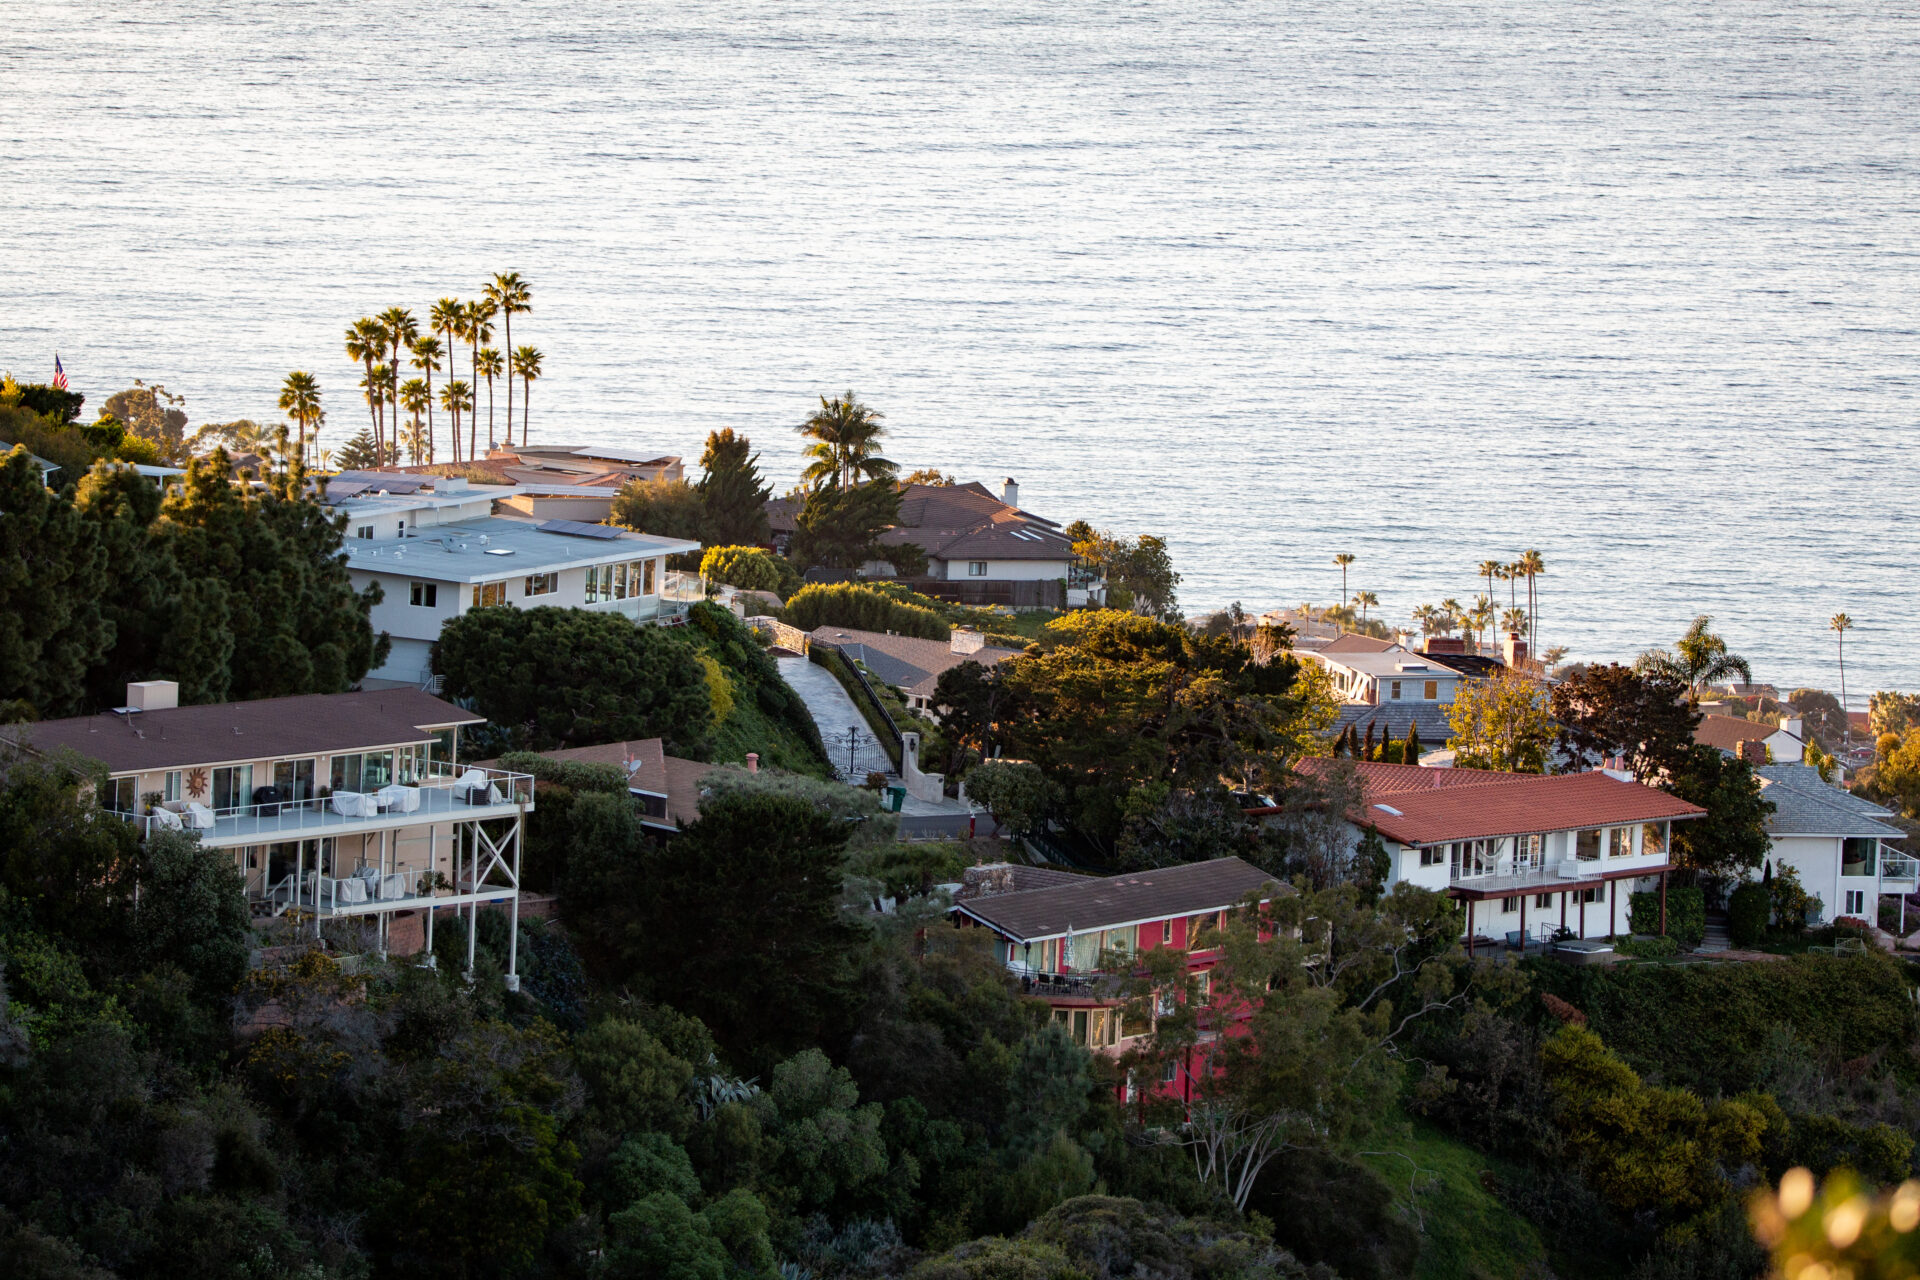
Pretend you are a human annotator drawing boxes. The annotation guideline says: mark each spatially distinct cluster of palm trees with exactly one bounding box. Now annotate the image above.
[1326,549,1547,657]
[1474,552,1546,653]
[276,273,544,471]
[797,390,894,488]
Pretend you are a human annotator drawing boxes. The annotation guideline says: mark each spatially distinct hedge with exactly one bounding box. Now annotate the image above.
[782,583,949,640]
[1728,882,1770,948]
[1629,884,1704,948]
[497,751,630,795]
[1524,951,1917,1096]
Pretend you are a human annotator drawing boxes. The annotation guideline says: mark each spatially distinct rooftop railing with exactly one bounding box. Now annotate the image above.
[106,762,534,843]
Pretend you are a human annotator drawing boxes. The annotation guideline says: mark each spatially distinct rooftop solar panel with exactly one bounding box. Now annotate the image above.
[536,519,624,540]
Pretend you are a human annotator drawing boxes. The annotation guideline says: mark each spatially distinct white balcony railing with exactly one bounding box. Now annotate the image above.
[106,762,534,846]
[1882,854,1920,886]
[1449,851,1668,891]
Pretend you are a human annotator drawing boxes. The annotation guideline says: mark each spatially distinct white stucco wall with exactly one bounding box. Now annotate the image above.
[936,557,1069,582]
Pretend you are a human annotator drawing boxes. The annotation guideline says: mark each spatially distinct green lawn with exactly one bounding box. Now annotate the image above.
[1356,1119,1551,1280]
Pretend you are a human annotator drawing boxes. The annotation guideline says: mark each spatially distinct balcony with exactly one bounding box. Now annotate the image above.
[256,866,519,919]
[1449,852,1669,898]
[108,763,534,849]
[1882,853,1920,891]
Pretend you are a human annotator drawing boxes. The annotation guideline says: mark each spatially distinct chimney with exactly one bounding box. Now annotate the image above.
[1736,738,1769,766]
[746,752,759,774]
[1421,636,1467,655]
[1001,477,1018,508]
[951,627,987,656]
[1501,633,1529,667]
[126,680,178,711]
[440,476,469,493]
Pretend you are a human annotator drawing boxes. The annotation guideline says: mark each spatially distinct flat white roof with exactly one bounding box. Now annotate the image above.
[342,516,698,584]
[1317,651,1462,678]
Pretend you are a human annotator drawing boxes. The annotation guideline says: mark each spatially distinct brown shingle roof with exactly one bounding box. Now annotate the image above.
[881,482,1073,563]
[1345,763,1705,846]
[1695,715,1797,752]
[516,737,711,827]
[809,626,1025,696]
[952,856,1281,942]
[7,690,482,775]
[1322,634,1399,654]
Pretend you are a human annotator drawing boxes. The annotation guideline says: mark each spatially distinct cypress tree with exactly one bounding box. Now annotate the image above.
[697,428,773,548]
[1363,722,1377,760]
[0,448,109,716]
[1405,719,1422,764]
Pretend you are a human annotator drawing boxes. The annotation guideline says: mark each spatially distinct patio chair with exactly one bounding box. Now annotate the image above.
[184,802,215,830]
[150,807,184,832]
[375,784,421,813]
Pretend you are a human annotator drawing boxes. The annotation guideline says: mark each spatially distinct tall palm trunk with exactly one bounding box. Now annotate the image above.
[422,364,436,464]
[469,340,479,463]
[502,312,513,446]
[522,372,531,436]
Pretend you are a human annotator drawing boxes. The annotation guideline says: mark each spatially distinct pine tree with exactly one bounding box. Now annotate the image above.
[696,428,772,548]
[0,448,109,716]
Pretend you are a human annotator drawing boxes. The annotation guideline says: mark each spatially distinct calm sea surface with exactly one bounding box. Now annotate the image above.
[5,1,1918,695]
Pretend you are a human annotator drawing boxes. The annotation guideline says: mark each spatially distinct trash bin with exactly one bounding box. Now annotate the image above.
[887,786,906,813]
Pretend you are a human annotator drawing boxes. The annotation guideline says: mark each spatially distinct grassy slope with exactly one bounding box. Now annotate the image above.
[707,687,832,778]
[1358,1120,1551,1280]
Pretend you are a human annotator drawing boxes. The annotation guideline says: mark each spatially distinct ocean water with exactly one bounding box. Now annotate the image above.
[5,0,1918,696]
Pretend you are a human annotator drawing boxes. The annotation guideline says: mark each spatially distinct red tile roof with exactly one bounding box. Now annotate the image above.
[1342,763,1705,846]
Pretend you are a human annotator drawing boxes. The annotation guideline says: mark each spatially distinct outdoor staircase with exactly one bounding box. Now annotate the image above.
[1699,909,1732,954]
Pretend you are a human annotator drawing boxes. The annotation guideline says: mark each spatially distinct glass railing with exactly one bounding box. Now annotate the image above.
[106,763,534,840]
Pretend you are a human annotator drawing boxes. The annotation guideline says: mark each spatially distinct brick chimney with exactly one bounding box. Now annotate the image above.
[1736,738,1769,766]
[1501,633,1529,667]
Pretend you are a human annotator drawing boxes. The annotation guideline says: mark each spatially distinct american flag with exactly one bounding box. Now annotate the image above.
[51,355,68,390]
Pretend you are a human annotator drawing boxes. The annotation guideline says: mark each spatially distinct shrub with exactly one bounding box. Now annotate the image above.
[1615,935,1680,960]
[784,582,949,640]
[700,544,798,597]
[497,751,630,795]
[1629,884,1705,948]
[1728,882,1770,947]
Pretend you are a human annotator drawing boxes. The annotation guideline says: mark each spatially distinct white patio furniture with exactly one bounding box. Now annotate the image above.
[150,807,184,832]
[379,873,410,900]
[337,876,368,904]
[455,770,502,805]
[331,790,378,818]
[184,802,216,830]
[375,784,421,813]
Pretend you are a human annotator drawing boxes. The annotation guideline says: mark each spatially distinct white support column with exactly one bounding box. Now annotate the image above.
[294,840,305,927]
[378,829,390,960]
[465,821,478,978]
[504,805,524,992]
[425,825,436,966]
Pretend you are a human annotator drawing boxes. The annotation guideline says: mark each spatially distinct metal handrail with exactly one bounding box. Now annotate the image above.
[108,763,534,839]
[812,641,904,764]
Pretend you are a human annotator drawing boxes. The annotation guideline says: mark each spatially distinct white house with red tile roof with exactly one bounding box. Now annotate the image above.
[1307,760,1706,947]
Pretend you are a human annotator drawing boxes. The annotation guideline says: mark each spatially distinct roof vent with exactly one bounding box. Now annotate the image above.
[1373,803,1404,816]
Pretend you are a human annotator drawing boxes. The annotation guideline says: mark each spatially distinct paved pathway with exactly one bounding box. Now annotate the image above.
[776,654,895,783]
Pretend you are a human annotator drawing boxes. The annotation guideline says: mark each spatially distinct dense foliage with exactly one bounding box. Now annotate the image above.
[784,582,950,640]
[0,447,387,718]
[434,605,715,755]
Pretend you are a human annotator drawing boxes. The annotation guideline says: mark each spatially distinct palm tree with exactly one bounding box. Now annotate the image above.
[429,298,464,461]
[377,306,418,461]
[1634,615,1753,705]
[485,272,532,445]
[1478,560,1502,618]
[1333,554,1356,628]
[1411,603,1439,637]
[797,391,893,489]
[1501,606,1527,641]
[1353,590,1378,627]
[510,346,543,440]
[410,336,443,463]
[345,318,384,452]
[461,300,495,463]
[399,378,431,464]
[1470,595,1494,653]
[439,380,473,444]
[1832,613,1855,750]
[1516,549,1546,655]
[1504,562,1521,612]
[358,362,392,463]
[476,347,504,450]
[277,371,323,471]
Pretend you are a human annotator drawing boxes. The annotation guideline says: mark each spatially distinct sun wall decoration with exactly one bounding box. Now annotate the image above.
[186,767,209,800]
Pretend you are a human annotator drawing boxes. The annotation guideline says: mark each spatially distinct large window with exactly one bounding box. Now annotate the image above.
[1421,845,1444,866]
[331,751,395,794]
[212,764,254,812]
[472,581,508,608]
[524,572,558,597]
[1842,838,1878,878]
[162,770,182,803]
[1515,833,1543,870]
[1608,827,1634,859]
[1449,838,1499,879]
[103,776,137,813]
[1576,829,1601,861]
[409,581,438,607]
[274,758,315,802]
[1642,822,1669,857]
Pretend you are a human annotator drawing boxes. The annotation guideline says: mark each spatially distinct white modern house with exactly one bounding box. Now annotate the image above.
[1294,760,1706,949]
[327,479,701,688]
[6,682,537,985]
[1753,763,1916,925]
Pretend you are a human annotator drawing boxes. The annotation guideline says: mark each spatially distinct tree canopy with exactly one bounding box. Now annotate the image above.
[1550,663,1699,781]
[1446,671,1554,773]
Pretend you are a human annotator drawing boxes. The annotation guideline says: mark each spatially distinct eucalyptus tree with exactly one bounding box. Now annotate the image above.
[510,346,543,441]
[485,272,532,444]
